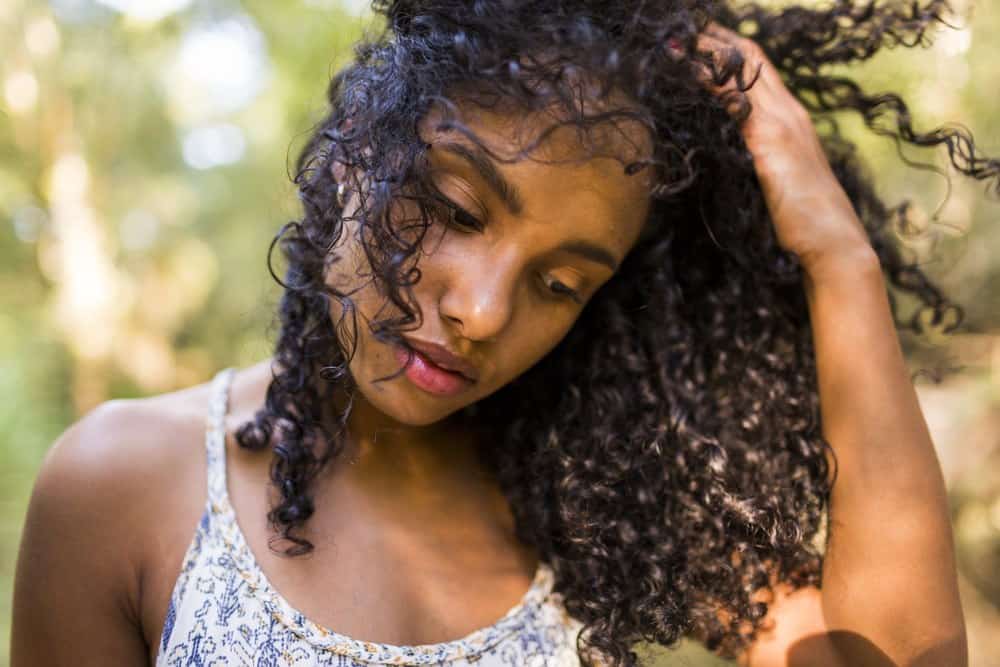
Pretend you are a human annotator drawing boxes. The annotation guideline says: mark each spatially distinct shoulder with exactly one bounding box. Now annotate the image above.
[11,372,222,664]
[682,555,843,667]
[46,379,213,482]
[735,582,842,667]
[21,375,216,579]
[36,377,215,525]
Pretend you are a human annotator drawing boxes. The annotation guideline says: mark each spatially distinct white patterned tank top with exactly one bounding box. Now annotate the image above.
[156,367,594,666]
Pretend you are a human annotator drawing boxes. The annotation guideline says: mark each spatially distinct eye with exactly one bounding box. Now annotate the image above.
[448,204,484,232]
[433,192,484,233]
[542,275,583,304]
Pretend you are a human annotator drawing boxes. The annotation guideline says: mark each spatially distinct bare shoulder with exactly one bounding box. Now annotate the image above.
[33,375,217,545]
[48,377,214,487]
[736,582,842,667]
[10,372,221,666]
[682,555,844,667]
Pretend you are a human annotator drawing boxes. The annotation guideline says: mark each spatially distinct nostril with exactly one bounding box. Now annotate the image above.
[442,312,464,333]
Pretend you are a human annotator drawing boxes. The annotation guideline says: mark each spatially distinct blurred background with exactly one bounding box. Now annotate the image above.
[0,0,997,665]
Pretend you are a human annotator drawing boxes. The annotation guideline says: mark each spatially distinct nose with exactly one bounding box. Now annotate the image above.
[438,250,518,343]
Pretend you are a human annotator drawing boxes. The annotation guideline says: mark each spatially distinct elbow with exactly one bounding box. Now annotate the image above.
[903,629,968,667]
[832,627,969,667]
[897,607,969,667]
[816,616,968,667]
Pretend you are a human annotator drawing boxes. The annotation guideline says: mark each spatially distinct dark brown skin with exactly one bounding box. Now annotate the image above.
[10,23,965,667]
[10,92,658,666]
[325,97,656,427]
[696,24,965,666]
[10,361,547,666]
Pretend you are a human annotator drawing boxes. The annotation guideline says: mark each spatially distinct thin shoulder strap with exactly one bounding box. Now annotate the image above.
[205,367,236,509]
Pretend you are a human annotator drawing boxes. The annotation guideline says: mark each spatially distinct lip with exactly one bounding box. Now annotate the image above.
[400,336,479,381]
[394,339,476,397]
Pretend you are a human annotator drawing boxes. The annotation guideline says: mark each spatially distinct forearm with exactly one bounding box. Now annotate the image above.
[803,247,967,666]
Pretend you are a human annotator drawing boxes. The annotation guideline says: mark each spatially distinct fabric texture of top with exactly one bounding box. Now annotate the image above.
[155,367,594,666]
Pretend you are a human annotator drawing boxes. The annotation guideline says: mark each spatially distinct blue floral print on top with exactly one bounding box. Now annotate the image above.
[155,367,596,666]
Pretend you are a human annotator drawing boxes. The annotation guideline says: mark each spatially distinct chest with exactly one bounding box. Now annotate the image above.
[141,475,541,665]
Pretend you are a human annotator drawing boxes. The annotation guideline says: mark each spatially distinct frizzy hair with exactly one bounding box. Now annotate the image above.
[233,0,998,664]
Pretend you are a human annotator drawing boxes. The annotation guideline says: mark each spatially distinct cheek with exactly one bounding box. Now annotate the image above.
[490,308,580,386]
[324,248,368,324]
[323,235,392,365]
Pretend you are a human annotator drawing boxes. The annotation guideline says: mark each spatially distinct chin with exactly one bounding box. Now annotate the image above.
[354,368,472,427]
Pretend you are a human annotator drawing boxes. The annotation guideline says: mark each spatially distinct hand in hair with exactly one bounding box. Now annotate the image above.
[682,21,874,277]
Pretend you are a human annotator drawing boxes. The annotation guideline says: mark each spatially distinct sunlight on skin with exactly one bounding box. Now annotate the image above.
[324,100,655,431]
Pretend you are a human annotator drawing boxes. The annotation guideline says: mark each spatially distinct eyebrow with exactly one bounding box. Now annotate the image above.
[553,239,620,272]
[433,140,620,273]
[435,141,525,216]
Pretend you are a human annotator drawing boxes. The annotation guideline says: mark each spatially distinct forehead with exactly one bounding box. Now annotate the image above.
[415,103,655,267]
[417,98,655,224]
[418,95,653,179]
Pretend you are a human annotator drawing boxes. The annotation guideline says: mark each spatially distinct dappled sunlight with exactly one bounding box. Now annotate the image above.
[0,0,997,664]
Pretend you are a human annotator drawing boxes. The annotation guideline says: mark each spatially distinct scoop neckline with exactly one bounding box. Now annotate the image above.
[207,371,555,663]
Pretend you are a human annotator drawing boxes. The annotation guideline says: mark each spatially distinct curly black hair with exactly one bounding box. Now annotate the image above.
[234,0,999,664]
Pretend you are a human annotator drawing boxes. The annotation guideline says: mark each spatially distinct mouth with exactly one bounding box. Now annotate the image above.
[394,341,476,397]
[401,336,479,380]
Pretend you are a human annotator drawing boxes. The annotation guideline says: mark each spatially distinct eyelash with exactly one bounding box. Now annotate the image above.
[542,276,583,304]
[439,197,485,233]
[437,195,583,304]
[452,208,485,232]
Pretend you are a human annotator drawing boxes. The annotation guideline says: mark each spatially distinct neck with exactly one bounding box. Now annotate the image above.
[240,356,533,569]
[311,366,509,529]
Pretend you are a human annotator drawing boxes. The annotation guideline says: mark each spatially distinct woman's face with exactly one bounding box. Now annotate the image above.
[326,103,654,426]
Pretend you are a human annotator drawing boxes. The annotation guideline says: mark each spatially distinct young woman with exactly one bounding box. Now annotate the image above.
[12,0,992,665]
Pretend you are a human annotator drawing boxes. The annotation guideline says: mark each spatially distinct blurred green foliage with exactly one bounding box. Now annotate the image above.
[0,1,997,665]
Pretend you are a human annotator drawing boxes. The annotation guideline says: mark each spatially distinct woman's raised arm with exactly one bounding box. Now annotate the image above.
[689,22,967,667]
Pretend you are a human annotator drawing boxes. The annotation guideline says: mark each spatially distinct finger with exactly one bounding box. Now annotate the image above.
[702,23,811,121]
[684,31,756,117]
[701,22,786,98]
